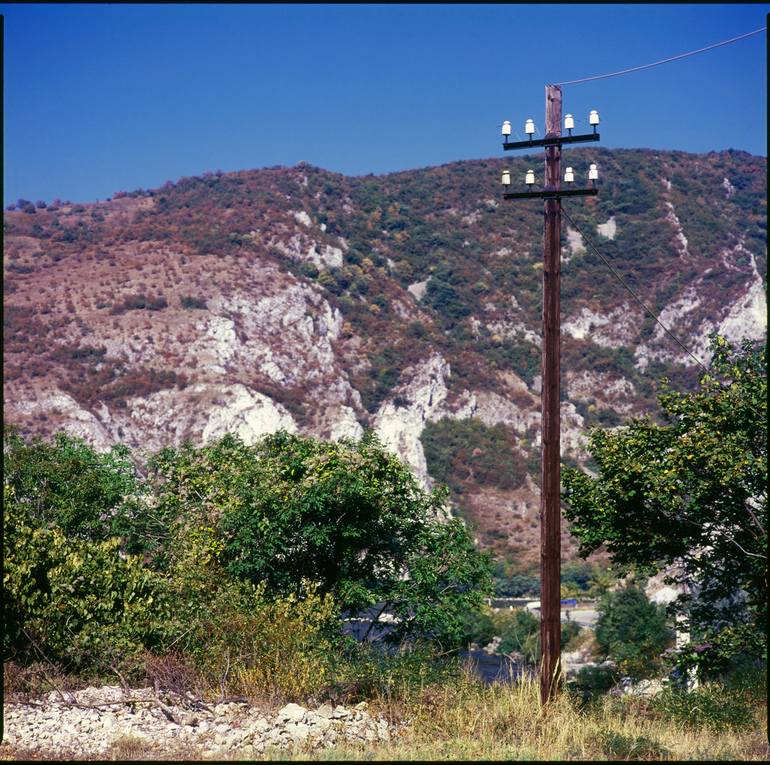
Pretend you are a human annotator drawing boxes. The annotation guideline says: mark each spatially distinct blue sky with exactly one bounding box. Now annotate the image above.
[3,3,767,205]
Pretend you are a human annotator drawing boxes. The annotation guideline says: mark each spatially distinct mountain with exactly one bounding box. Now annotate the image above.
[4,148,766,573]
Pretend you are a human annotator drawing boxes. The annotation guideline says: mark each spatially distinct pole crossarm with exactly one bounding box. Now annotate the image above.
[502,132,600,151]
[503,188,598,200]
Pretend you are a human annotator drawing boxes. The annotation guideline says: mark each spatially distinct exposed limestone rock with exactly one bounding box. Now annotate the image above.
[716,271,766,343]
[463,390,539,436]
[373,354,452,489]
[407,278,430,301]
[559,401,588,456]
[596,216,616,240]
[566,370,638,416]
[10,390,114,452]
[664,202,689,258]
[637,252,766,370]
[711,250,766,345]
[271,233,343,269]
[486,315,540,347]
[321,405,364,443]
[563,226,586,262]
[293,210,312,227]
[205,285,344,386]
[123,384,296,452]
[563,304,639,349]
[199,384,298,443]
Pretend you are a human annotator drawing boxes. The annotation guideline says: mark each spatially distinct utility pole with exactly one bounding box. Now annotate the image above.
[499,87,601,705]
[540,83,562,706]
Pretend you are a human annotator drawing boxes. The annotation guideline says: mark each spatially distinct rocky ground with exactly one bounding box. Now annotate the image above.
[0,685,392,760]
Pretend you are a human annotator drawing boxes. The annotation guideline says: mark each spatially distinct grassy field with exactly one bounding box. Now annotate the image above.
[269,672,770,762]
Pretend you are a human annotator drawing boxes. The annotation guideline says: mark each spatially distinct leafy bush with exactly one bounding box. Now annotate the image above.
[495,572,539,597]
[458,606,497,647]
[3,485,171,676]
[564,337,767,679]
[594,585,673,680]
[421,417,526,496]
[491,560,539,596]
[2,426,146,547]
[561,619,582,650]
[173,576,339,701]
[571,663,619,698]
[560,560,597,594]
[329,641,465,704]
[495,608,540,663]
[148,430,493,648]
[180,295,207,309]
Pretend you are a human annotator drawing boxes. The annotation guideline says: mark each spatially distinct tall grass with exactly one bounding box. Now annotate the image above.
[267,665,768,761]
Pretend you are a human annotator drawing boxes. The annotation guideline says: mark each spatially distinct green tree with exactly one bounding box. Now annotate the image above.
[563,336,767,676]
[594,585,673,680]
[148,430,493,648]
[2,426,155,553]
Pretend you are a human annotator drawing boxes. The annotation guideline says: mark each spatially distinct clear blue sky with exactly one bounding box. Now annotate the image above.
[3,3,767,205]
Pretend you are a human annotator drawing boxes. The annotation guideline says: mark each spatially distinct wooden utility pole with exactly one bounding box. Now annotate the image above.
[540,84,562,705]
[500,86,600,706]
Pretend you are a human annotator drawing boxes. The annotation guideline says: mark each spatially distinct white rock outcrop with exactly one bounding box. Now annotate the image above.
[596,216,616,240]
[12,391,114,452]
[200,384,297,443]
[373,354,452,489]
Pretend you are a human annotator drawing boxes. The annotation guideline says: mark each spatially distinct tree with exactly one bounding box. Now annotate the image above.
[2,426,151,552]
[563,336,766,676]
[594,585,673,680]
[148,430,493,648]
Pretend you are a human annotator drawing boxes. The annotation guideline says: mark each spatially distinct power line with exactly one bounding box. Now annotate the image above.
[556,27,766,86]
[560,205,710,374]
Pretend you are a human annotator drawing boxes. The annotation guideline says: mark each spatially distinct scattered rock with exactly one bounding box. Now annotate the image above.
[0,686,391,759]
[277,702,307,723]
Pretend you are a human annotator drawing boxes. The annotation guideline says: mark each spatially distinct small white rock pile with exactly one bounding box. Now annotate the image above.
[1,685,391,759]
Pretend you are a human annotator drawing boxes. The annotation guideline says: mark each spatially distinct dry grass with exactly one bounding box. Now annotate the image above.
[261,670,769,761]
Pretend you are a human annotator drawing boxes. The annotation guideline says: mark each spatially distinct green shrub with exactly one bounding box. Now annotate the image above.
[561,619,582,650]
[161,517,341,701]
[3,485,171,676]
[3,427,170,561]
[421,417,526,497]
[3,426,145,546]
[329,642,465,704]
[494,608,540,663]
[495,573,539,597]
[474,608,585,666]
[595,585,673,680]
[571,663,619,698]
[598,729,669,759]
[652,683,756,731]
[149,431,493,649]
[180,295,207,309]
[458,606,497,647]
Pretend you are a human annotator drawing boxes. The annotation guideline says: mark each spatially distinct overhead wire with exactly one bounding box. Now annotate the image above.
[556,27,766,86]
[559,205,711,374]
